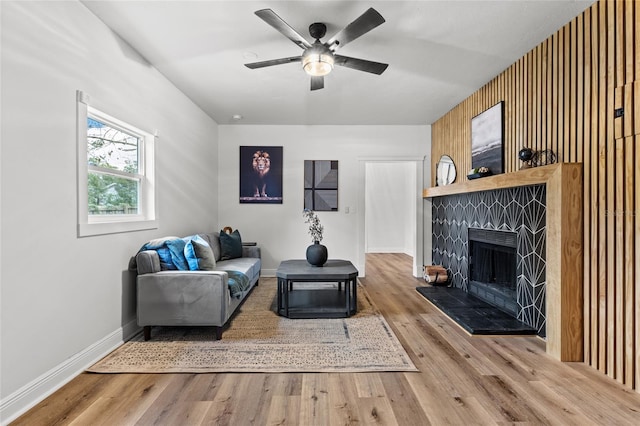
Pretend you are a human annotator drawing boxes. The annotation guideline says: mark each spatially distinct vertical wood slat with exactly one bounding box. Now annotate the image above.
[589,3,601,372]
[506,66,513,172]
[597,0,608,377]
[633,0,639,395]
[547,39,552,155]
[573,18,581,164]
[624,132,635,387]
[532,40,538,152]
[614,0,624,384]
[619,1,634,388]
[582,7,592,365]
[564,24,571,163]
[605,0,616,381]
[615,134,625,382]
[429,0,638,391]
[635,132,639,393]
[576,9,592,364]
[552,32,559,161]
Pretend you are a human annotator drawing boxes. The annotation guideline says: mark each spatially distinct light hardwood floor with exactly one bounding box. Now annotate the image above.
[12,253,640,425]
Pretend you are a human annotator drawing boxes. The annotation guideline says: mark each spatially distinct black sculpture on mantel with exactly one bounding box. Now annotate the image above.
[519,147,557,169]
[518,147,534,169]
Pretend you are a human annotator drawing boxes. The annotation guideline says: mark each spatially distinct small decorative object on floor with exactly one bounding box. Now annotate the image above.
[303,209,327,266]
[467,166,491,180]
[423,265,449,285]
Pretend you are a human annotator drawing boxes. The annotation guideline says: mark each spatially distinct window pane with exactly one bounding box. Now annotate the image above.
[87,117,139,173]
[88,172,139,215]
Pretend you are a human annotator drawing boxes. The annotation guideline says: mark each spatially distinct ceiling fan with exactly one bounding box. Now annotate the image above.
[244,8,388,91]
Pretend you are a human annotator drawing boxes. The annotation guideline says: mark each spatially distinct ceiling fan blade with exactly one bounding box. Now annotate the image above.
[255,9,312,50]
[245,56,301,69]
[326,8,385,51]
[310,76,324,91]
[334,55,388,75]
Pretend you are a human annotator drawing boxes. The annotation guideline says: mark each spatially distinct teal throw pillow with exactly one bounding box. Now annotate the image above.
[184,235,216,271]
[219,230,243,261]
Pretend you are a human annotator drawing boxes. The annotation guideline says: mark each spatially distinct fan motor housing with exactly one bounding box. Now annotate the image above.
[309,22,327,40]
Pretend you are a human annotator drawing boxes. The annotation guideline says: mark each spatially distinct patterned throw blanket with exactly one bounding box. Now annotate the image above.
[225,270,251,299]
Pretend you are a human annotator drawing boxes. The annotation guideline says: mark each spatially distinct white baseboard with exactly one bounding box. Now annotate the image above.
[261,269,276,277]
[0,320,139,425]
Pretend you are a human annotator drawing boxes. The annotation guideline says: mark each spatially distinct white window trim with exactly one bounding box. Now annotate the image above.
[76,90,158,237]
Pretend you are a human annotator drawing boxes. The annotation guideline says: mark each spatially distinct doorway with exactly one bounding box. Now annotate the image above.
[356,157,426,278]
[365,162,415,255]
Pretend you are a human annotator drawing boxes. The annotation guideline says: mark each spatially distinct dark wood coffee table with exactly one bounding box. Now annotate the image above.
[276,259,359,318]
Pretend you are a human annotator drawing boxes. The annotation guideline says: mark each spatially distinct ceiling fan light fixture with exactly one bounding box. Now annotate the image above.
[247,8,388,89]
[302,44,334,76]
[302,53,334,76]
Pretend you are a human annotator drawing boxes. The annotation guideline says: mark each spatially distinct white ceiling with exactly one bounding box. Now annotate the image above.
[82,1,594,125]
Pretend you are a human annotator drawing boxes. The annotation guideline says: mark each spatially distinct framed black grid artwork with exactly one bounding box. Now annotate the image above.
[304,160,338,211]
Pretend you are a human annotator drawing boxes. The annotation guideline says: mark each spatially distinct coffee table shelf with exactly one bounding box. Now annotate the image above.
[276,259,359,319]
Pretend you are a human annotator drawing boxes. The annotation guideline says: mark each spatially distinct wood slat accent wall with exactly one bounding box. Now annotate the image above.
[430,0,639,390]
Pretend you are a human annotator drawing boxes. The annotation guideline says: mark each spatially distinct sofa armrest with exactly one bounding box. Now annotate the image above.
[136,250,161,274]
[242,245,261,259]
[137,270,231,326]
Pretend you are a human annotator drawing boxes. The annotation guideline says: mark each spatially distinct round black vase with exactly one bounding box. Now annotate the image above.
[306,241,328,267]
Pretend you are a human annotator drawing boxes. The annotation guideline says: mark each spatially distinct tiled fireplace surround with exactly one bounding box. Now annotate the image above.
[424,164,583,362]
[432,185,547,336]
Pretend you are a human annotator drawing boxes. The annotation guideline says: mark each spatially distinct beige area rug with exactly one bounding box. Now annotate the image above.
[88,279,418,373]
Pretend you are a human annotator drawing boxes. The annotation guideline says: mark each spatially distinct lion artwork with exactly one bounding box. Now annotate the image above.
[252,150,271,197]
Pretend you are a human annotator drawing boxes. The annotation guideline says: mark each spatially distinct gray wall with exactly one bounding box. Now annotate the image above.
[1,1,218,419]
[217,125,430,277]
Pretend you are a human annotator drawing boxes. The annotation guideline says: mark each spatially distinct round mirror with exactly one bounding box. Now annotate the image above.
[436,155,456,186]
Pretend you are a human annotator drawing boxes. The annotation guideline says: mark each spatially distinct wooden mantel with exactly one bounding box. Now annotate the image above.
[424,163,578,198]
[424,163,584,362]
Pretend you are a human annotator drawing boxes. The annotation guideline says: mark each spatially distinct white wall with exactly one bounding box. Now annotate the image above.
[0,1,218,420]
[365,162,416,255]
[218,125,429,276]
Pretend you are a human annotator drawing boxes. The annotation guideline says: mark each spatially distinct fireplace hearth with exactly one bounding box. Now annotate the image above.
[468,228,518,316]
[430,185,549,337]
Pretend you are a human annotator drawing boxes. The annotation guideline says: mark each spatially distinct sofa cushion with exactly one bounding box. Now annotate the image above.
[216,257,261,282]
[219,230,243,261]
[184,236,216,271]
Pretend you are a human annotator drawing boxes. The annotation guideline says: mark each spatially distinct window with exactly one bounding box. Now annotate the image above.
[77,91,157,236]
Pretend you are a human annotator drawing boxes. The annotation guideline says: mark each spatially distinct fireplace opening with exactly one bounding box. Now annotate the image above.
[468,228,518,316]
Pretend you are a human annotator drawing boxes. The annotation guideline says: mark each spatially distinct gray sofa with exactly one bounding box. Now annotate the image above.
[134,232,261,340]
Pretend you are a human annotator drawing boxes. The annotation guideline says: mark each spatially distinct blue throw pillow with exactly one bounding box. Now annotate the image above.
[219,230,242,261]
[184,235,216,271]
